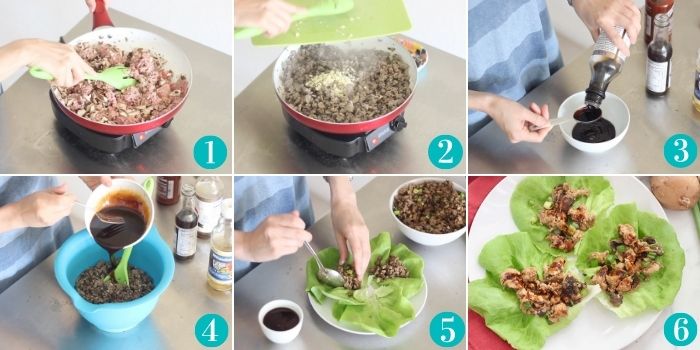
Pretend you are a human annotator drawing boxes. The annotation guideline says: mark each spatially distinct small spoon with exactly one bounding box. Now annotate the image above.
[529,105,602,131]
[74,202,126,225]
[29,65,137,90]
[303,241,345,288]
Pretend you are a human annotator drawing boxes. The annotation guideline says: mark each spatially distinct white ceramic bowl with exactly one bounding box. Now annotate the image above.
[83,178,155,248]
[390,178,466,246]
[558,91,630,153]
[258,300,303,344]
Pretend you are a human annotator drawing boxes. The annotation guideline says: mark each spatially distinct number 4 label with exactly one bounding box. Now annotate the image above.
[429,312,465,347]
[195,314,229,347]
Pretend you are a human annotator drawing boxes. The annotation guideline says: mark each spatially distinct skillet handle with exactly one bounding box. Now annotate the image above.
[92,0,114,29]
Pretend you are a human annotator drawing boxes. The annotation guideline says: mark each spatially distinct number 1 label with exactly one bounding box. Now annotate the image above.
[194,136,228,170]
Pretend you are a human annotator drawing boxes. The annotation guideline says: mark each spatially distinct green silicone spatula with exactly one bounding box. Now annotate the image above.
[29,65,136,90]
[234,0,355,39]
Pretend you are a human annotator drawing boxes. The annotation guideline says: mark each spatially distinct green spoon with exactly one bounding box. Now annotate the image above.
[29,65,137,90]
[234,0,355,39]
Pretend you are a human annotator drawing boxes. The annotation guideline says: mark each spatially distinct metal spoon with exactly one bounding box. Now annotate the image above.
[529,105,602,131]
[303,241,345,288]
[74,202,126,225]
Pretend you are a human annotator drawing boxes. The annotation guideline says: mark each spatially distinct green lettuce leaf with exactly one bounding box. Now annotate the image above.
[510,176,614,256]
[305,232,425,337]
[576,203,685,317]
[469,232,593,350]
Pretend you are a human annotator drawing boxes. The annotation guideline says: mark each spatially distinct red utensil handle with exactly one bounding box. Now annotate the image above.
[92,0,114,29]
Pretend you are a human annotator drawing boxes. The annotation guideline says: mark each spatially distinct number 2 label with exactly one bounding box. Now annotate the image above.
[429,135,463,170]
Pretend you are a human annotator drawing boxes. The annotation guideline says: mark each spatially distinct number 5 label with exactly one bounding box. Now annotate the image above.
[664,134,697,168]
[195,313,229,347]
[428,135,464,170]
[664,312,697,346]
[429,312,465,347]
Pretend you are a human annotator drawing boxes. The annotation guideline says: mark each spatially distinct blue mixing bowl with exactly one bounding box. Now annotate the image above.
[54,226,175,333]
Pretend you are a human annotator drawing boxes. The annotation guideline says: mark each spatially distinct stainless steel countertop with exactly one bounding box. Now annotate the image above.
[469,1,700,174]
[0,177,232,350]
[0,11,232,174]
[234,176,466,349]
[234,38,466,174]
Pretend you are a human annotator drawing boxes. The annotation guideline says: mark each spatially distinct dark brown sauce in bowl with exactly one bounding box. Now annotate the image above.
[263,307,300,332]
[572,118,616,143]
[89,189,150,260]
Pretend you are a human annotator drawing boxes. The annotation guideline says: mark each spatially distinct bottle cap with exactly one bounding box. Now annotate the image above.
[222,198,233,219]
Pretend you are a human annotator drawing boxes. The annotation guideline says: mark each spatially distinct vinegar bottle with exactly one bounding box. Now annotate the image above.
[195,176,224,239]
[646,14,672,96]
[207,198,232,291]
[174,184,198,261]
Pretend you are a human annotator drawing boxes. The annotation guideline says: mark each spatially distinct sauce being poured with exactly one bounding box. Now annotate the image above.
[90,206,146,258]
[572,118,616,143]
[262,307,300,331]
[573,105,602,122]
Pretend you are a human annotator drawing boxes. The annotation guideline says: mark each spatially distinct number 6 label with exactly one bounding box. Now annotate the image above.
[429,312,465,347]
[428,135,464,170]
[664,312,697,346]
[664,134,697,169]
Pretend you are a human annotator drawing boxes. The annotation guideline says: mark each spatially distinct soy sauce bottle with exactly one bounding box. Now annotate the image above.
[174,184,198,260]
[646,14,672,95]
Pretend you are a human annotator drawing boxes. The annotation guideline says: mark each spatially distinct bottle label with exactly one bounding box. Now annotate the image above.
[695,71,700,100]
[647,59,670,93]
[158,178,175,200]
[175,226,197,256]
[208,248,232,284]
[196,198,222,233]
[593,26,631,61]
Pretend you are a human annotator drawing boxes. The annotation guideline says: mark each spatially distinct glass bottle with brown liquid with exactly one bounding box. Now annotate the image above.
[645,0,674,44]
[585,26,630,108]
[174,184,198,260]
[646,14,672,96]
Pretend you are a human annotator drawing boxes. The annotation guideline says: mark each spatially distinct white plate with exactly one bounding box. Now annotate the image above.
[308,279,428,335]
[469,176,666,350]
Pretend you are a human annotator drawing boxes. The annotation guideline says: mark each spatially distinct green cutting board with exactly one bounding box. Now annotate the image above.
[251,0,412,46]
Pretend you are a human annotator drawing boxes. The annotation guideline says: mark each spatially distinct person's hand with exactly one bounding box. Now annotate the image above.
[19,39,95,87]
[80,176,133,190]
[12,184,75,228]
[573,0,641,56]
[330,195,371,279]
[490,97,552,143]
[238,211,313,262]
[85,0,111,12]
[234,0,305,37]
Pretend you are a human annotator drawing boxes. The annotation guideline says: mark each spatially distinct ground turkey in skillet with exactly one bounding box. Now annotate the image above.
[393,180,466,234]
[75,261,154,303]
[56,43,188,125]
[281,44,412,123]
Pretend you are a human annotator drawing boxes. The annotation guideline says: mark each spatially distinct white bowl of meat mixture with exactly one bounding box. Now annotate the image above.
[390,178,466,246]
[558,91,630,153]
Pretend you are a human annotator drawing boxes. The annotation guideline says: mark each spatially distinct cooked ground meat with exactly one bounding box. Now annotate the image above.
[500,257,586,323]
[337,263,361,290]
[370,255,410,282]
[588,224,664,307]
[55,43,188,125]
[281,44,412,123]
[75,261,154,304]
[538,183,594,252]
[393,180,466,234]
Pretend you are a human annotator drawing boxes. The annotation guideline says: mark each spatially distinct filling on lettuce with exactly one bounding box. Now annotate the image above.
[539,183,595,252]
[501,257,586,323]
[306,232,424,337]
[587,223,664,307]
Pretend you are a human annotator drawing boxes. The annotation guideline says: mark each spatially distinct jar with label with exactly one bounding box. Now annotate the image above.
[645,0,673,44]
[646,14,672,96]
[694,49,700,113]
[157,176,181,205]
[174,184,198,260]
[195,176,224,239]
[208,198,232,291]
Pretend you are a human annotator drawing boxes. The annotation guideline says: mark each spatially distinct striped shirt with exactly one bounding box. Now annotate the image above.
[468,0,563,135]
[234,176,314,281]
[0,177,72,294]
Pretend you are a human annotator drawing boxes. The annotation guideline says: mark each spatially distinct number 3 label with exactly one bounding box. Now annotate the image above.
[664,313,697,346]
[664,134,697,168]
[429,135,464,170]
[429,312,465,347]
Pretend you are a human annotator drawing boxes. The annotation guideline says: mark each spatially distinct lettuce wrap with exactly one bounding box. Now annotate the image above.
[510,176,614,256]
[469,232,595,350]
[576,203,684,318]
[305,232,424,337]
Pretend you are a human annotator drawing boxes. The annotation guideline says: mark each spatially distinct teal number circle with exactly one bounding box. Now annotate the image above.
[194,136,228,170]
[195,313,229,347]
[428,135,463,170]
[664,313,697,346]
[429,311,465,347]
[664,134,697,168]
